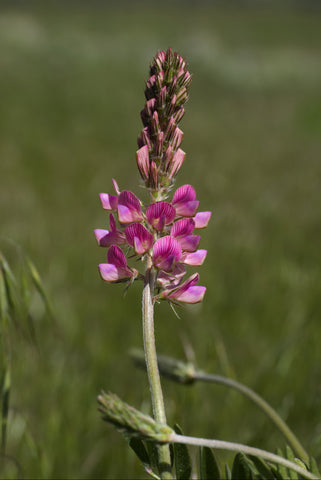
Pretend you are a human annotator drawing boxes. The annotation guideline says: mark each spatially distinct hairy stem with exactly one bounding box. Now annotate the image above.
[169,433,317,480]
[195,371,309,463]
[142,259,172,479]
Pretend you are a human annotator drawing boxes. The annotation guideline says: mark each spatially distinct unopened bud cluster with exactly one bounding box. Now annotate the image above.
[137,48,192,199]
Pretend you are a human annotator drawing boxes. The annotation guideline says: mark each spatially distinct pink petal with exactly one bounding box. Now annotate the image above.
[172,185,199,217]
[125,223,154,254]
[107,245,128,269]
[175,200,199,217]
[146,202,176,231]
[172,184,196,204]
[153,236,182,272]
[193,211,212,229]
[112,179,120,195]
[94,229,112,247]
[177,234,201,252]
[172,286,206,304]
[99,193,118,210]
[109,213,117,231]
[98,263,122,282]
[117,191,143,223]
[182,249,207,266]
[171,218,195,237]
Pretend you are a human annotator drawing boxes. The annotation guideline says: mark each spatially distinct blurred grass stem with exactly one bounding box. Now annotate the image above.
[142,258,172,479]
[195,371,309,463]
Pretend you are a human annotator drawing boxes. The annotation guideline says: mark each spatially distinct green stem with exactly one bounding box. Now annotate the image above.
[169,433,317,480]
[142,259,172,479]
[195,371,309,464]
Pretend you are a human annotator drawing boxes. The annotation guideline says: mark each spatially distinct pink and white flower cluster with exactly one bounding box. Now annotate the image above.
[95,180,211,304]
[95,48,211,305]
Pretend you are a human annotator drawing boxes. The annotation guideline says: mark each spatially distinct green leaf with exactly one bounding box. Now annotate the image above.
[173,424,191,480]
[199,446,221,479]
[285,446,299,480]
[1,366,10,454]
[309,457,321,477]
[269,464,284,480]
[0,266,9,323]
[146,440,159,472]
[129,438,159,480]
[249,455,276,479]
[225,463,232,480]
[231,453,255,480]
[0,255,17,313]
[25,256,54,320]
[276,448,289,479]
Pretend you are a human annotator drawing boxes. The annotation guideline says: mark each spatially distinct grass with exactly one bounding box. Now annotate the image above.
[0,1,321,478]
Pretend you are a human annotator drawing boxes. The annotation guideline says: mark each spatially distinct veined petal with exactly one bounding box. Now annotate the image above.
[153,236,182,272]
[193,211,212,229]
[125,223,154,254]
[172,184,199,217]
[107,245,128,269]
[172,184,196,203]
[177,234,201,252]
[99,193,118,210]
[117,190,143,223]
[146,201,176,231]
[171,218,195,237]
[182,249,207,266]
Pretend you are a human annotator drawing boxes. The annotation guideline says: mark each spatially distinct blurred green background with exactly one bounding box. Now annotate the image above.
[1,1,321,478]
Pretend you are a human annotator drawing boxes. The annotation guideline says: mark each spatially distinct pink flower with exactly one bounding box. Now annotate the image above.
[152,236,182,272]
[125,223,154,255]
[170,218,200,252]
[160,273,206,304]
[146,201,176,231]
[117,190,143,223]
[94,213,126,247]
[193,211,212,229]
[98,245,137,283]
[172,184,199,217]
